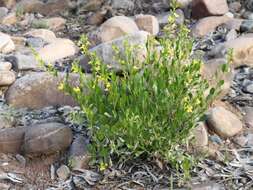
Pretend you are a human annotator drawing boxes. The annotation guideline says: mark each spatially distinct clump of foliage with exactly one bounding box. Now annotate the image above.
[40,5,229,176]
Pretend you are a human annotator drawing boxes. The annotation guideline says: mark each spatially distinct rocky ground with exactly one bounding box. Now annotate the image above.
[0,0,253,189]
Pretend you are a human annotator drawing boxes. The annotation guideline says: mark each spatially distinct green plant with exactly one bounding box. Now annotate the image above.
[15,5,24,18]
[38,6,229,176]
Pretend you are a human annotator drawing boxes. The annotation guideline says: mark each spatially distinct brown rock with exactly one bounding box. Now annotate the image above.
[44,17,66,31]
[17,0,69,15]
[38,38,78,63]
[0,127,26,153]
[0,61,12,71]
[0,32,15,54]
[5,72,83,109]
[99,16,139,43]
[191,16,230,37]
[87,12,105,25]
[0,0,16,8]
[1,13,17,25]
[224,18,243,30]
[0,71,16,86]
[135,14,159,35]
[23,122,73,155]
[206,106,243,138]
[57,165,70,180]
[25,29,57,43]
[192,0,229,19]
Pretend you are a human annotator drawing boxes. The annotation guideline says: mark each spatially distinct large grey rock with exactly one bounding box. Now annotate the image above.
[90,31,149,70]
[5,52,39,71]
[23,122,73,155]
[5,72,83,109]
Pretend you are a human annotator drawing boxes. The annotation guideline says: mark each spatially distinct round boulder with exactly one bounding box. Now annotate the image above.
[23,122,73,155]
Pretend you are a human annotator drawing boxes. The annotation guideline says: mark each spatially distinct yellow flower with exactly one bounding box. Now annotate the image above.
[73,87,81,93]
[99,162,108,171]
[196,98,201,105]
[183,97,188,102]
[186,105,193,113]
[58,82,64,90]
[105,83,111,91]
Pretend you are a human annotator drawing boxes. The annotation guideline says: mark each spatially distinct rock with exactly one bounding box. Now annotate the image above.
[11,36,26,47]
[201,58,234,98]
[23,122,73,155]
[0,0,16,8]
[44,17,66,31]
[134,14,159,35]
[57,165,70,180]
[0,7,8,19]
[190,182,224,190]
[244,83,253,94]
[38,38,78,63]
[240,20,253,33]
[225,29,237,41]
[87,11,105,25]
[206,106,243,138]
[0,32,15,54]
[246,0,253,12]
[0,61,12,71]
[1,13,17,25]
[5,52,39,71]
[229,2,241,13]
[111,0,134,10]
[244,107,253,128]
[16,154,26,166]
[0,127,26,153]
[0,183,10,190]
[25,29,57,43]
[191,16,230,37]
[192,122,208,148]
[17,0,69,15]
[77,0,103,12]
[68,135,90,170]
[99,16,139,43]
[224,18,243,31]
[0,114,16,129]
[26,37,46,49]
[0,71,15,86]
[16,0,43,13]
[208,36,253,67]
[5,72,82,109]
[90,31,149,71]
[192,0,229,19]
